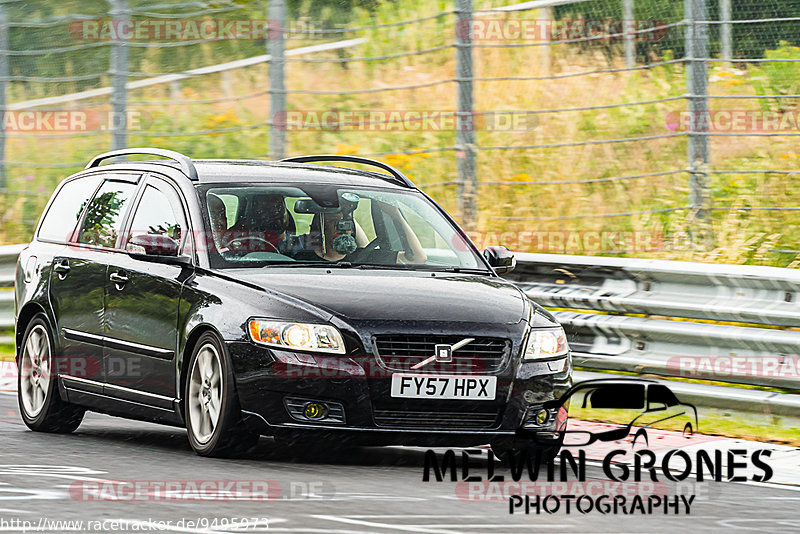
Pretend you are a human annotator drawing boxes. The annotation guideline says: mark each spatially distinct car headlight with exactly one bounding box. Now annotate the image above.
[523,327,569,360]
[248,320,346,354]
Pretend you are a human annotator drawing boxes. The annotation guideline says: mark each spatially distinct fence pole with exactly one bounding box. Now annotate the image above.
[623,0,635,68]
[0,4,8,189]
[685,0,711,245]
[455,0,476,228]
[109,0,129,152]
[268,0,287,160]
[539,6,552,76]
[720,0,731,62]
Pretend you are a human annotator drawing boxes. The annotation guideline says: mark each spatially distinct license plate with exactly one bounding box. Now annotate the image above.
[390,374,497,400]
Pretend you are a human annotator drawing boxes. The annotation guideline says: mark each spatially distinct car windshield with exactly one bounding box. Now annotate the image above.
[200,184,489,272]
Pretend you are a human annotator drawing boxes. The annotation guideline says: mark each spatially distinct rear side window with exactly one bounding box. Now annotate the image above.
[37,176,101,243]
[78,181,138,248]
[127,185,184,246]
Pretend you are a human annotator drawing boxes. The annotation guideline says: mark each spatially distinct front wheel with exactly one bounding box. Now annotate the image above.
[184,332,259,457]
[18,314,84,433]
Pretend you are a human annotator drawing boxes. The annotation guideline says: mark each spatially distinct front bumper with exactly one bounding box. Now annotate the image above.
[230,340,573,446]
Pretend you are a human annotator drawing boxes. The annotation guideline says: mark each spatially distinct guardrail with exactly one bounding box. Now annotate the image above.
[1,244,799,414]
[506,253,800,415]
[0,244,23,343]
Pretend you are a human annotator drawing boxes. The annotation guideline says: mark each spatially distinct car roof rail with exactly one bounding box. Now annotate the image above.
[85,148,198,181]
[280,154,416,188]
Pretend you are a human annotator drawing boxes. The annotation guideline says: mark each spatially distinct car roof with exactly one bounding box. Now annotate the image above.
[89,159,412,190]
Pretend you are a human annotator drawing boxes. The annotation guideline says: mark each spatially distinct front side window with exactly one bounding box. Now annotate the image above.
[201,184,488,272]
[78,180,137,248]
[127,185,184,247]
[37,176,102,243]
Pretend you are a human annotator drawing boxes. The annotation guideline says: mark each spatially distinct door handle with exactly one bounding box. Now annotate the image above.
[54,261,70,278]
[109,272,129,285]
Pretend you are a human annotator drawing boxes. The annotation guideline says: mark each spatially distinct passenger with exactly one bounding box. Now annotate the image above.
[292,203,426,264]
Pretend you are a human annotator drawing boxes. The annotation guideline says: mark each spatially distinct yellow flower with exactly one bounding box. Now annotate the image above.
[335,143,361,155]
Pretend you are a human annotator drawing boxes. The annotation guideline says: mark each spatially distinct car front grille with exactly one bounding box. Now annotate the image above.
[373,334,509,374]
[372,405,502,429]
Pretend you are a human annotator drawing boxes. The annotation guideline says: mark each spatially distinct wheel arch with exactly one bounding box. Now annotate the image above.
[177,323,227,408]
[15,302,50,363]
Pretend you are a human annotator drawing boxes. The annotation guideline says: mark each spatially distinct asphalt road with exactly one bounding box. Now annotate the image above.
[0,392,798,534]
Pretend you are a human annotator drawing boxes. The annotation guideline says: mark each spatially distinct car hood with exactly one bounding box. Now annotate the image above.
[225,268,527,324]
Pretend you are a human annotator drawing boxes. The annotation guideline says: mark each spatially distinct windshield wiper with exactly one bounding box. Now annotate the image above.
[261,261,353,268]
[355,263,411,270]
[410,265,491,274]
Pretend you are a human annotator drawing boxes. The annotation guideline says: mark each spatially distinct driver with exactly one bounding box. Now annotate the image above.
[227,194,290,254]
[207,193,231,253]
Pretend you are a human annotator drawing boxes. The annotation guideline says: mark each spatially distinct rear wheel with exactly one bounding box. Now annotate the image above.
[18,314,84,433]
[185,332,259,457]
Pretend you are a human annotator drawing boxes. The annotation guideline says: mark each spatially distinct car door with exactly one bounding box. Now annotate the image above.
[103,174,193,405]
[49,174,140,392]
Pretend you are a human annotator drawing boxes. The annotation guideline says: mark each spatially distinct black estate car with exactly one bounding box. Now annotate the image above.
[14,148,572,458]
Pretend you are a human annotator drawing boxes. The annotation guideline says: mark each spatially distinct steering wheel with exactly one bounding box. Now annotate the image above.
[224,236,279,254]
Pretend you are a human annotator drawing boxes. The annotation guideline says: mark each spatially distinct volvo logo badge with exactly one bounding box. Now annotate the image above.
[434,344,453,363]
[411,338,475,370]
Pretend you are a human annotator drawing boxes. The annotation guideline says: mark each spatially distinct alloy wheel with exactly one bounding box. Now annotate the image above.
[188,342,223,444]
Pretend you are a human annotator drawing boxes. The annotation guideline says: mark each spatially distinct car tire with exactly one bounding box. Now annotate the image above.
[184,331,259,457]
[18,314,85,433]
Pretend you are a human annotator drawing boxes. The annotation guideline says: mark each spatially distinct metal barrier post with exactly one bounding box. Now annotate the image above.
[685,0,710,243]
[455,0,476,227]
[109,0,129,152]
[623,0,635,68]
[269,0,287,160]
[720,0,732,62]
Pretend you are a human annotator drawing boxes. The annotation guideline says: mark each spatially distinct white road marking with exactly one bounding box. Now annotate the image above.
[312,515,465,534]
[311,515,571,534]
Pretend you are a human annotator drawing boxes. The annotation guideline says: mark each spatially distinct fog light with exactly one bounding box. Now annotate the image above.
[304,402,327,420]
[535,409,549,425]
[284,396,346,424]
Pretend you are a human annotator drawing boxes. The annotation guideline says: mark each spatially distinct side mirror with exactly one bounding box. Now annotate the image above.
[127,234,190,265]
[483,246,516,274]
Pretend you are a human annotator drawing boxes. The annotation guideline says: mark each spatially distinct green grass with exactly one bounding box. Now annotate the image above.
[692,410,800,446]
[572,405,800,446]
